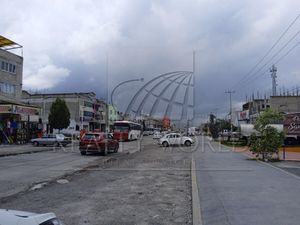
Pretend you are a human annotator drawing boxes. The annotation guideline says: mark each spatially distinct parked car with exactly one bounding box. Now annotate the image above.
[79,132,119,155]
[0,209,65,225]
[153,132,163,139]
[31,134,72,147]
[159,133,194,147]
[143,130,151,136]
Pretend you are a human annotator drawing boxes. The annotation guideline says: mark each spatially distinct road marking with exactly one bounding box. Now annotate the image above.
[191,157,203,225]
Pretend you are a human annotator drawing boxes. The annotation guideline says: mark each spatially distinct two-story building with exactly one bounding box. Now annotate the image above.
[0,36,41,144]
[22,91,107,133]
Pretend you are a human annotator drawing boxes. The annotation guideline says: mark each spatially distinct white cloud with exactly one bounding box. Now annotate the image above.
[23,65,70,89]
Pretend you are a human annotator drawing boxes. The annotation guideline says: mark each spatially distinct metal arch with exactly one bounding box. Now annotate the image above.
[181,73,193,121]
[148,73,189,117]
[124,71,189,115]
[164,77,194,87]
[164,72,193,119]
[110,78,143,112]
[134,72,187,117]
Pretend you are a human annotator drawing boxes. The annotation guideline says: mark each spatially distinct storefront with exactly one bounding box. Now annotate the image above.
[0,104,42,144]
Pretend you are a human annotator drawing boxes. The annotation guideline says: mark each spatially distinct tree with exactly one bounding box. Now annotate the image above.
[48,98,70,132]
[249,109,284,160]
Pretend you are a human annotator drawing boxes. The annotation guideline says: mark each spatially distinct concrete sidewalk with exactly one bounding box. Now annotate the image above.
[194,136,300,225]
[0,141,79,157]
[0,144,52,157]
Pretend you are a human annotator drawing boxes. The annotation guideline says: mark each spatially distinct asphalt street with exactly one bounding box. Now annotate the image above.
[0,139,144,199]
[0,136,192,225]
[194,136,300,225]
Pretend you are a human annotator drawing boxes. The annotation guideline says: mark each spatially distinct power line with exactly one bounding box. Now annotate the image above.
[231,14,300,89]
[235,40,300,91]
[235,29,300,90]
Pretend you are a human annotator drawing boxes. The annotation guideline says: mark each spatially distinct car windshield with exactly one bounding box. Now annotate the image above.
[83,133,101,140]
[113,125,129,132]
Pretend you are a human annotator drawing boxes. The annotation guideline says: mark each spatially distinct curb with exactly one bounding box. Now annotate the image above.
[0,148,54,158]
[191,157,202,225]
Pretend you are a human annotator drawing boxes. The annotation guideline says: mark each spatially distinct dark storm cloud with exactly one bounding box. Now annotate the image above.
[2,0,300,121]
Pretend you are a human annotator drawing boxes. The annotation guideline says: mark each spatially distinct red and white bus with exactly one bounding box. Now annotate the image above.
[113,121,142,141]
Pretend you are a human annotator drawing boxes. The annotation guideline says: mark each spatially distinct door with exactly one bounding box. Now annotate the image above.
[168,134,176,145]
[174,134,181,145]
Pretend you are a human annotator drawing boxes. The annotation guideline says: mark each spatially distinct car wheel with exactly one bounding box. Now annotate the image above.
[80,151,86,155]
[33,141,39,146]
[55,142,60,147]
[185,140,192,147]
[162,141,169,147]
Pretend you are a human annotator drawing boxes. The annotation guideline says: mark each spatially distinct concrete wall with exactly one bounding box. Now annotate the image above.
[0,49,23,103]
[270,96,300,113]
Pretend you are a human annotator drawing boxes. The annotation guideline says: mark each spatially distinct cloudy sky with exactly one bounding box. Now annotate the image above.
[2,0,300,121]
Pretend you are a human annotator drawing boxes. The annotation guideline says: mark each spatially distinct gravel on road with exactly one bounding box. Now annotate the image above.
[1,141,193,225]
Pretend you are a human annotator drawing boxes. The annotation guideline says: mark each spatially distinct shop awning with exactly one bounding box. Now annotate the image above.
[0,35,22,50]
[0,104,40,116]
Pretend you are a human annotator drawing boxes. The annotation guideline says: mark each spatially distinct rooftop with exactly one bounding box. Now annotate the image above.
[0,35,22,51]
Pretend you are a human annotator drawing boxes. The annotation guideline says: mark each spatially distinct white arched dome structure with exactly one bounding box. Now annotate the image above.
[125,71,195,123]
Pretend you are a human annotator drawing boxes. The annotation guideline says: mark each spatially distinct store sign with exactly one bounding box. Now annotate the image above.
[0,105,12,113]
[284,113,300,135]
[239,110,249,120]
[14,105,39,116]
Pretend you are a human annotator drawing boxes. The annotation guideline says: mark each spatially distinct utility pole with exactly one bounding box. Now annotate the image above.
[192,50,196,125]
[225,90,235,136]
[270,65,277,96]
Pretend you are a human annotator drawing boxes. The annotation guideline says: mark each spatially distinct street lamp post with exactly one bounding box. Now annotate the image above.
[110,78,144,117]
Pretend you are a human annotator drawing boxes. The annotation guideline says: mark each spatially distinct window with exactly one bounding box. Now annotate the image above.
[0,60,17,74]
[0,83,16,95]
[84,101,93,108]
[83,111,93,117]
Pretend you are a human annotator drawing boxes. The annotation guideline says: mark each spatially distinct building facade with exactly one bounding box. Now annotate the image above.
[22,91,107,133]
[241,98,270,124]
[0,36,23,103]
[270,96,300,113]
[108,104,119,130]
[0,36,42,144]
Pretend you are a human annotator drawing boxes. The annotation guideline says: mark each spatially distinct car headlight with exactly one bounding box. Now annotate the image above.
[40,218,65,225]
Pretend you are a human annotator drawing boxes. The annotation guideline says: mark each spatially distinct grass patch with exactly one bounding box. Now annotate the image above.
[220,141,247,147]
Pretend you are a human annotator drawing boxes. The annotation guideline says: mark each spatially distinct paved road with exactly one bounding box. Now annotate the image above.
[194,136,300,225]
[1,136,192,225]
[0,138,147,199]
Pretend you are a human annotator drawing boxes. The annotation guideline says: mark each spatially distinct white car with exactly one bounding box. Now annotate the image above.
[31,134,72,147]
[159,133,194,147]
[0,209,65,225]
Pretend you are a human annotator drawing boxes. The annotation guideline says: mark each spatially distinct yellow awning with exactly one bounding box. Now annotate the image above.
[0,35,22,50]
